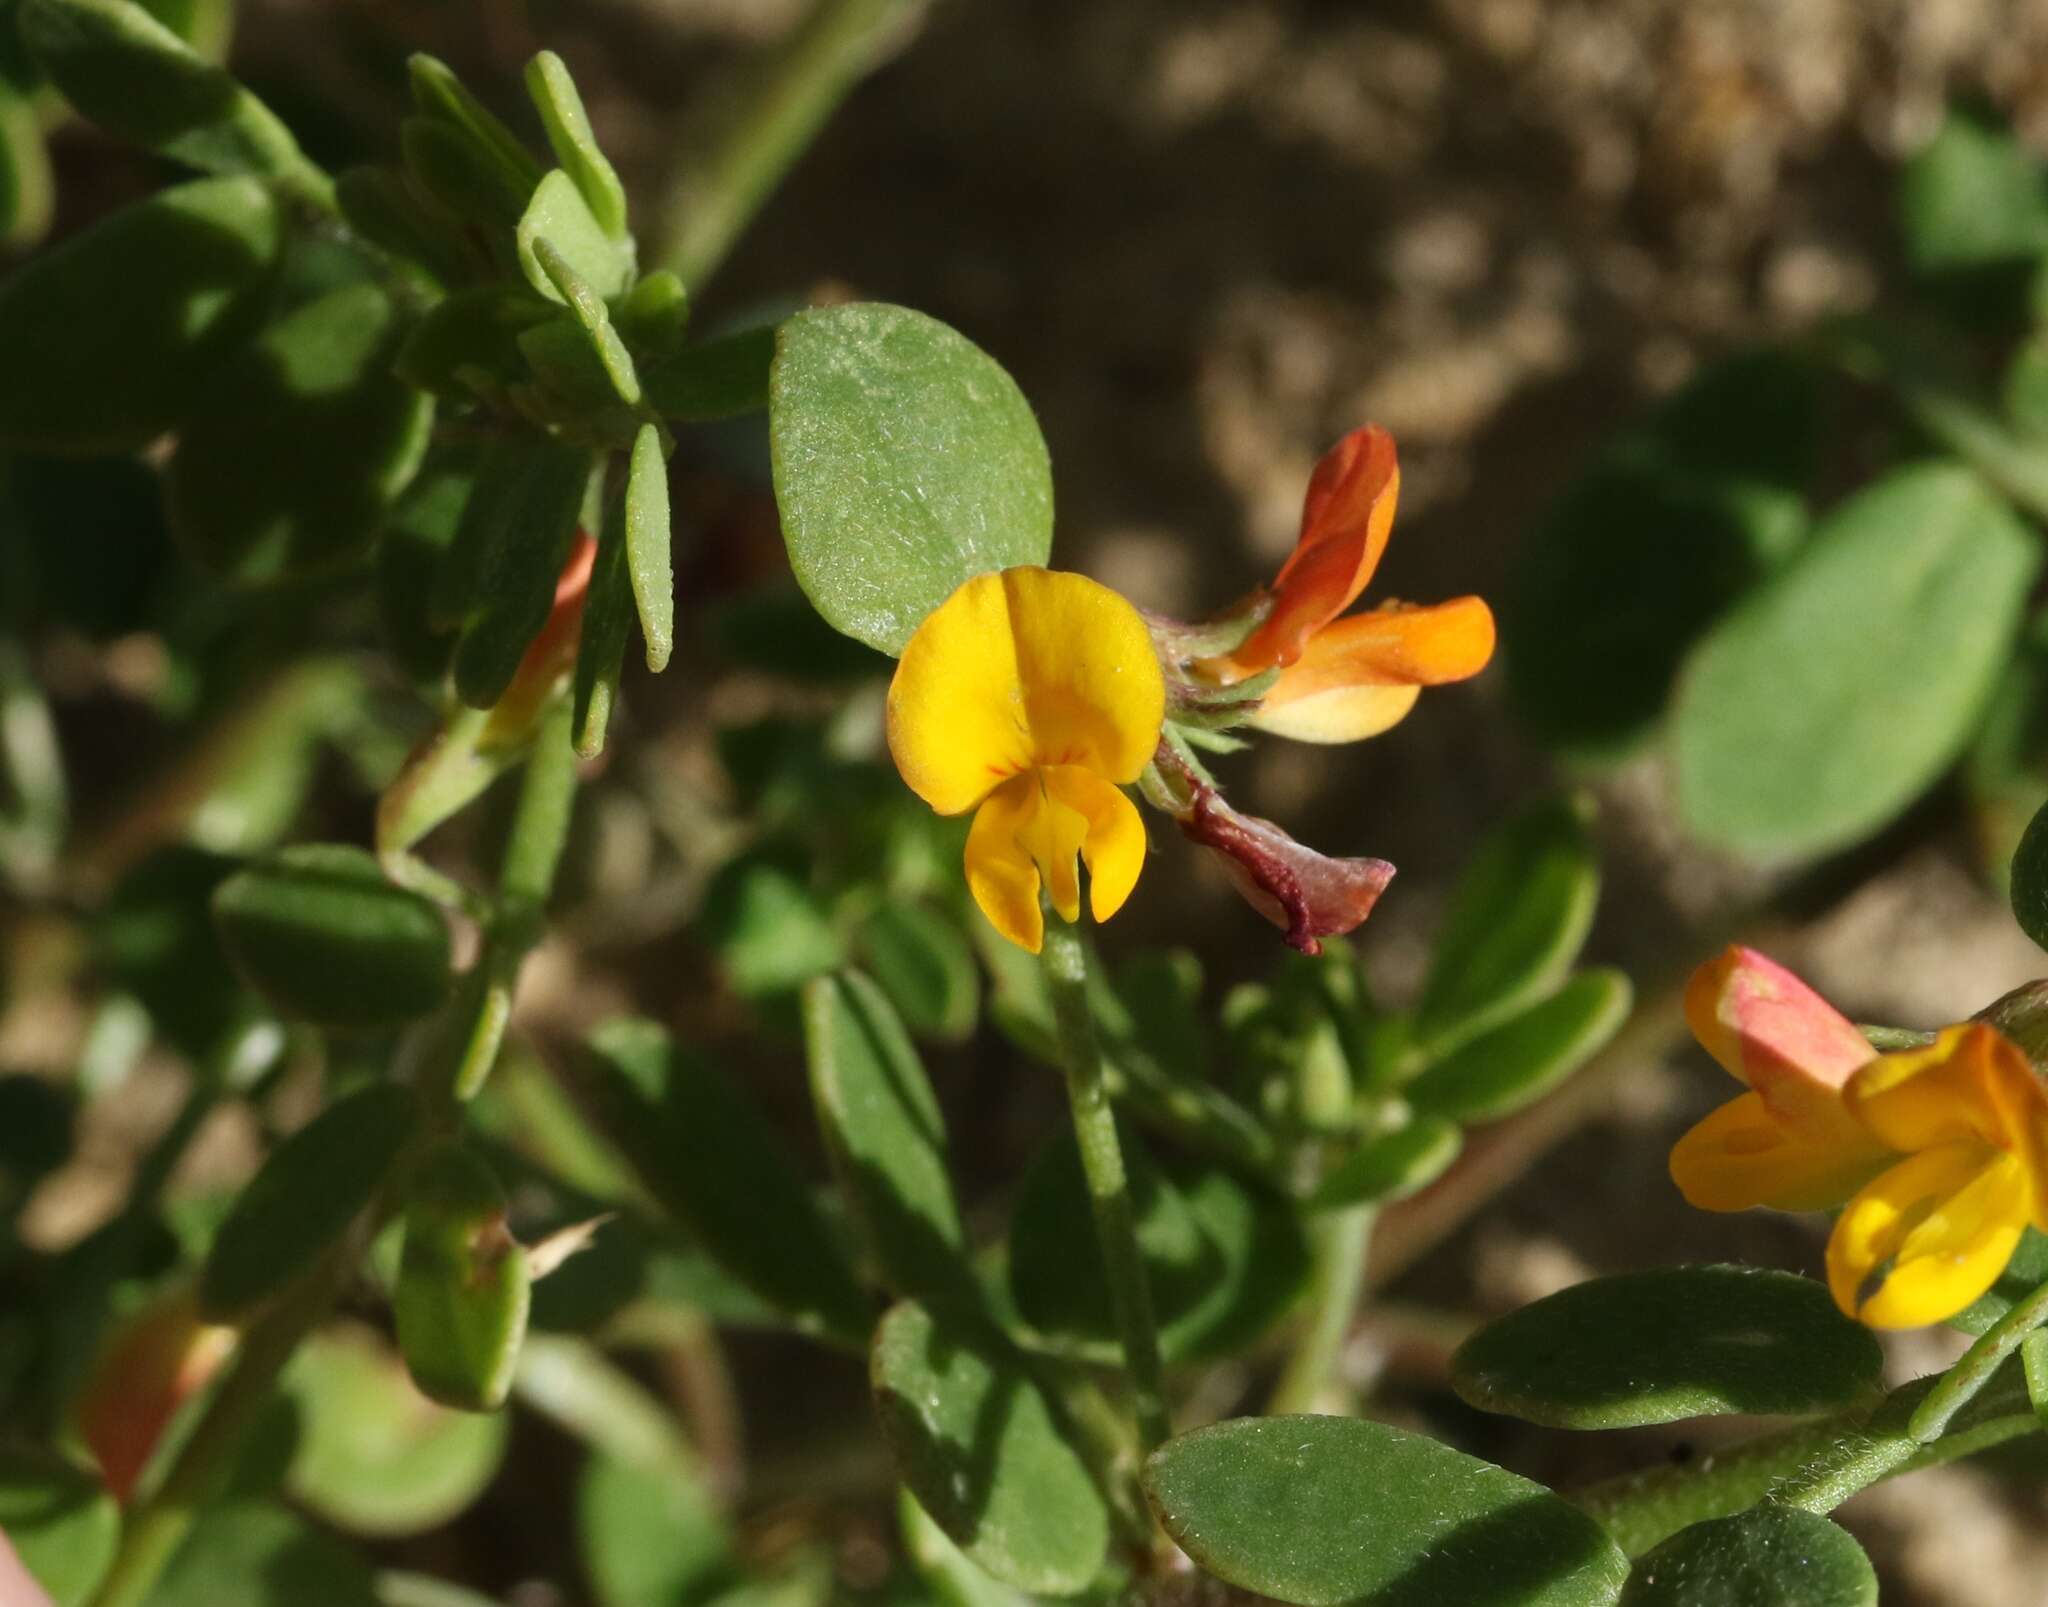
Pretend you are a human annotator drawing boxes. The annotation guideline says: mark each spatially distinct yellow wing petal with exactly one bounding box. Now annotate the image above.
[1846,1025,2023,1156]
[1250,682,1420,744]
[1827,1142,2028,1329]
[964,774,1046,953]
[888,571,1032,815]
[1669,1091,1889,1214]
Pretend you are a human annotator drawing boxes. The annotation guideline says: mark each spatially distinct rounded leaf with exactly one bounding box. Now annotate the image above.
[1674,463,2038,857]
[1144,1415,1629,1607]
[872,1299,1109,1597]
[1622,1508,1876,1607]
[201,1081,417,1321]
[212,844,453,1028]
[0,174,281,453]
[769,303,1053,654]
[283,1324,508,1537]
[170,281,434,585]
[1450,1266,1886,1430]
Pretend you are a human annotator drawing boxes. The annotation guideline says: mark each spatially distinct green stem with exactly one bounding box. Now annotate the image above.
[1573,1368,2039,1556]
[87,714,582,1607]
[1266,1203,1375,1416]
[1040,920,1170,1453]
[1908,1277,2048,1443]
[653,0,924,291]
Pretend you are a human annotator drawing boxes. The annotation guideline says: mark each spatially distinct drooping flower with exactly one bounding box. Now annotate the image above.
[887,567,1166,953]
[1198,425,1496,742]
[1670,945,2048,1329]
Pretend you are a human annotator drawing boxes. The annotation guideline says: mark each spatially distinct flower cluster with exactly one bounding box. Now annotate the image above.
[884,426,1496,953]
[1671,946,2048,1329]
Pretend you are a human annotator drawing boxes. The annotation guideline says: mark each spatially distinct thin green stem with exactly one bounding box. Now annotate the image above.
[87,713,583,1607]
[1266,1203,1375,1416]
[1907,1276,2048,1444]
[1573,1367,2039,1556]
[653,0,925,291]
[1040,920,1170,1453]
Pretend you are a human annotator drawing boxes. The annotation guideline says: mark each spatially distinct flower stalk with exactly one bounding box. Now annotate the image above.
[1040,919,1170,1453]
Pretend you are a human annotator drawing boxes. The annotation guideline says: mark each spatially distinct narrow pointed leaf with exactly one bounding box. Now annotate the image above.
[804,970,970,1301]
[572,482,633,759]
[1144,1415,1629,1607]
[201,1082,418,1320]
[532,234,638,404]
[872,1299,1109,1596]
[407,52,538,200]
[625,422,673,671]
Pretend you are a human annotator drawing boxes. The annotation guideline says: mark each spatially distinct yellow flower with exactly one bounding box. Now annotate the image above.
[1829,1025,2048,1329]
[1671,946,2048,1329]
[887,567,1166,953]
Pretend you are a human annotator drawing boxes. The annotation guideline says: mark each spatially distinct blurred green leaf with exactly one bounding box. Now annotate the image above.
[626,421,674,673]
[615,271,689,365]
[579,1450,733,1607]
[586,1018,871,1343]
[769,303,1053,654]
[857,902,979,1043]
[408,52,538,204]
[4,453,168,639]
[704,584,891,682]
[1967,613,2048,895]
[396,1144,531,1412]
[1900,102,2048,278]
[804,970,971,1301]
[394,286,548,399]
[335,165,470,290]
[1308,1116,1461,1210]
[1143,1415,1629,1607]
[21,0,314,184]
[377,447,477,686]
[525,50,626,242]
[0,73,50,247]
[1009,1132,1308,1362]
[436,437,592,709]
[1674,462,2037,857]
[2013,800,2048,951]
[1621,1508,1876,1607]
[95,846,251,1056]
[645,325,775,421]
[157,1502,379,1607]
[898,1488,1031,1607]
[700,855,843,999]
[1502,349,1818,758]
[1450,1266,1886,1429]
[213,844,452,1028]
[201,1082,417,1320]
[1415,795,1599,1057]
[284,1324,508,1538]
[170,282,433,585]
[872,1299,1109,1596]
[0,174,281,453]
[0,1448,118,1607]
[1407,968,1631,1124]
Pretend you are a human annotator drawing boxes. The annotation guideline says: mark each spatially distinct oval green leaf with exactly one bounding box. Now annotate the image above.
[155,1502,379,1607]
[769,303,1053,654]
[803,970,971,1302]
[519,168,628,304]
[0,174,280,453]
[1900,102,2048,277]
[872,1299,1109,1597]
[0,1448,118,1606]
[395,1144,532,1412]
[578,1450,731,1607]
[170,281,433,584]
[1674,463,2039,857]
[212,844,453,1028]
[524,50,626,242]
[1144,1415,1629,1607]
[283,1324,508,1537]
[1450,1266,1886,1430]
[1008,1131,1309,1363]
[586,1018,871,1344]
[1407,968,1632,1125]
[644,324,773,422]
[1416,795,1599,1056]
[201,1081,417,1321]
[1621,1508,1876,1607]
